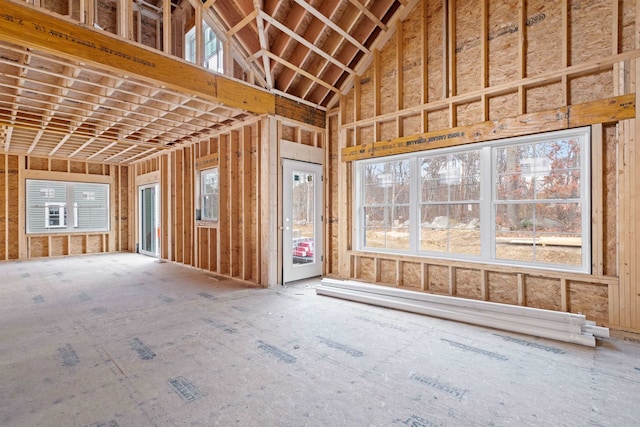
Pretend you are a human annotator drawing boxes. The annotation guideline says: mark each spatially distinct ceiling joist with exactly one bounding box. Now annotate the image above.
[0,0,411,163]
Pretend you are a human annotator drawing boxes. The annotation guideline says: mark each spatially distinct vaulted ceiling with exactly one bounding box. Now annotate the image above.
[203,0,418,109]
[0,0,417,164]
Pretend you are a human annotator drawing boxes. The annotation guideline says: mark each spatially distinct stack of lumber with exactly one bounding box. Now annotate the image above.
[316,279,609,347]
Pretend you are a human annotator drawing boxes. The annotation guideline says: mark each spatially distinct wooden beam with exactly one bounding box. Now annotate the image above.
[345,0,387,31]
[342,94,636,162]
[253,2,273,89]
[260,11,355,77]
[0,0,273,115]
[227,9,258,37]
[274,96,326,128]
[290,0,370,55]
[264,51,338,94]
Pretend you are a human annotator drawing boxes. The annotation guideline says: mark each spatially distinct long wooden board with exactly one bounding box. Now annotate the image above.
[0,0,275,114]
[274,96,326,129]
[342,94,636,162]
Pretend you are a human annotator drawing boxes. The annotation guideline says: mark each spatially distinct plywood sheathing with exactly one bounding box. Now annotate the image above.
[455,0,481,95]
[97,0,118,34]
[426,0,444,104]
[328,0,640,330]
[165,119,264,285]
[0,154,129,260]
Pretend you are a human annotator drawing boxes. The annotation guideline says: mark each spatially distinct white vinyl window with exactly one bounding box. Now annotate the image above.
[199,167,219,222]
[185,23,224,73]
[355,127,591,272]
[26,180,110,234]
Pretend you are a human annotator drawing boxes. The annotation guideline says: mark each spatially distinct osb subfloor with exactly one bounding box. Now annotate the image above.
[1,254,639,427]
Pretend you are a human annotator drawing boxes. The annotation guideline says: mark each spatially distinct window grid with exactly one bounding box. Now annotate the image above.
[355,127,590,272]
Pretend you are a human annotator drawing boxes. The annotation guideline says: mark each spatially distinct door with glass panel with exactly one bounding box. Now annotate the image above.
[283,160,323,283]
[139,184,160,257]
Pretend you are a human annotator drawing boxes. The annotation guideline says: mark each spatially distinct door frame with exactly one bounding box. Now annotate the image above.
[139,183,160,257]
[281,157,323,284]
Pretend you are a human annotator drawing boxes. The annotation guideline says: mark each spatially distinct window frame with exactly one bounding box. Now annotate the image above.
[354,127,591,273]
[26,180,110,234]
[185,23,224,73]
[199,167,219,223]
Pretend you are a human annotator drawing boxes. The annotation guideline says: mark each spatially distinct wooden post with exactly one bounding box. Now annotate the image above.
[591,124,604,276]
[163,0,172,54]
[260,117,279,286]
[517,273,526,306]
[18,155,27,259]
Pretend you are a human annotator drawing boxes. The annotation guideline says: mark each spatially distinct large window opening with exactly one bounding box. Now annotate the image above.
[355,127,591,272]
[27,180,110,234]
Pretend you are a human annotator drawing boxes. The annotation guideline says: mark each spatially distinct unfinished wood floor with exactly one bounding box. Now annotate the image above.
[1,253,639,426]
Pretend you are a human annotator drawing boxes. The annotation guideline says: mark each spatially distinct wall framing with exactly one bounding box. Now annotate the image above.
[0,154,130,260]
[328,0,640,332]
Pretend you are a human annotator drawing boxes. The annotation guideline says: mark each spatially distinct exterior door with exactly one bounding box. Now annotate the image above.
[139,184,159,257]
[283,159,323,283]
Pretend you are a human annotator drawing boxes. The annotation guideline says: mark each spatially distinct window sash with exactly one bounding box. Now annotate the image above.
[200,167,219,222]
[355,127,590,272]
[26,180,109,234]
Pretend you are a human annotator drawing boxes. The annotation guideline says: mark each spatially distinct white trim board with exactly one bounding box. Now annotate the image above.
[316,278,608,347]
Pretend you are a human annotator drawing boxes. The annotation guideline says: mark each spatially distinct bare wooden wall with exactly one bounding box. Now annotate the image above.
[132,116,326,287]
[329,0,640,331]
[0,154,131,260]
[137,120,263,284]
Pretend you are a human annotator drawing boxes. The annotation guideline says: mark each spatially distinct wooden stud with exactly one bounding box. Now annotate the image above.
[612,0,619,56]
[337,124,351,278]
[260,117,278,286]
[447,0,456,99]
[220,134,230,275]
[420,0,428,132]
[449,265,456,296]
[396,22,404,138]
[18,155,26,259]
[632,64,640,330]
[2,154,6,260]
[231,131,240,277]
[480,269,489,301]
[109,165,117,252]
[162,0,172,54]
[518,0,526,80]
[421,263,428,291]
[480,0,488,90]
[371,49,381,141]
[243,127,253,280]
[517,273,526,306]
[560,278,568,312]
[195,5,204,67]
[561,0,569,105]
[591,124,604,276]
[619,118,630,327]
